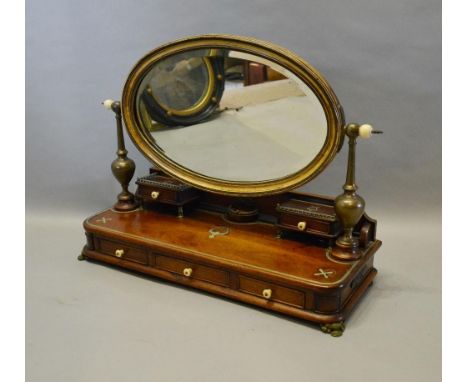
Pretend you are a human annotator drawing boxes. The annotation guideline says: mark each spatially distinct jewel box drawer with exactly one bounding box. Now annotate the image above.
[276,199,340,238]
[238,275,305,309]
[279,215,331,233]
[136,173,200,205]
[154,254,229,287]
[97,238,148,265]
[137,187,176,204]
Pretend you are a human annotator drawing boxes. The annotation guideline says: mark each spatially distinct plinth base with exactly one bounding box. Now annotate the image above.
[81,208,381,335]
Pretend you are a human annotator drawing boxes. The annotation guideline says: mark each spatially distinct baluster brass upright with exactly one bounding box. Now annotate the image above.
[332,123,382,260]
[106,100,139,212]
[333,123,381,260]
[334,123,365,260]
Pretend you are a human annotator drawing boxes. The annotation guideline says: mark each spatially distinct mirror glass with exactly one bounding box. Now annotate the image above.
[135,48,328,182]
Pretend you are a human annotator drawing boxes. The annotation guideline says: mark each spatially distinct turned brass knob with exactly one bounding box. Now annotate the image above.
[115,249,124,258]
[183,268,193,277]
[262,289,272,299]
[151,191,160,199]
[297,221,307,231]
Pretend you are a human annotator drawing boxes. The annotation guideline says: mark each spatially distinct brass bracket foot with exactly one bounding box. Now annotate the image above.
[77,253,87,261]
[321,322,345,337]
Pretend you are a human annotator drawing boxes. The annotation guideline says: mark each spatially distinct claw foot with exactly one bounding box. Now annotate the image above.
[321,322,345,337]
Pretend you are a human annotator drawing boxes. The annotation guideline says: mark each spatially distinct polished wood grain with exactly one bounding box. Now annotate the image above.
[98,238,148,265]
[238,275,305,308]
[154,253,229,287]
[82,207,381,327]
[84,209,378,287]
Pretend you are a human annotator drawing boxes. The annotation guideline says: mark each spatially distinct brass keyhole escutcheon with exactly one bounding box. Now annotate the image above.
[183,268,193,277]
[262,289,272,299]
[115,249,125,258]
[151,191,160,199]
[297,221,307,231]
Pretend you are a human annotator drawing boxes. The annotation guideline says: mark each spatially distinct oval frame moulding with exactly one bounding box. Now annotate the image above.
[122,34,345,197]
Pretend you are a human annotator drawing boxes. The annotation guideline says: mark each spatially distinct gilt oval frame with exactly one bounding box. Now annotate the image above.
[122,34,345,196]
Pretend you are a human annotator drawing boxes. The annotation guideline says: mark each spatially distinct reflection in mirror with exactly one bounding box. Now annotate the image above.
[136,49,327,182]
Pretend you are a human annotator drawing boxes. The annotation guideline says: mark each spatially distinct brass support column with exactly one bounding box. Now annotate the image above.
[333,123,381,260]
[104,99,139,212]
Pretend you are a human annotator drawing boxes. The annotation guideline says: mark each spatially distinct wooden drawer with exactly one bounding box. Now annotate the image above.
[137,187,176,204]
[238,275,305,309]
[276,199,340,238]
[278,214,331,234]
[154,254,229,287]
[98,238,148,265]
[136,173,199,205]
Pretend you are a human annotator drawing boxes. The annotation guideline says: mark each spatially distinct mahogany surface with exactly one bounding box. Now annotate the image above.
[82,207,381,327]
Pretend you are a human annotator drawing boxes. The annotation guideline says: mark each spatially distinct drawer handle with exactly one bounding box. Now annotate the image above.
[297,221,307,231]
[183,268,193,277]
[151,191,160,199]
[262,289,272,299]
[114,249,125,258]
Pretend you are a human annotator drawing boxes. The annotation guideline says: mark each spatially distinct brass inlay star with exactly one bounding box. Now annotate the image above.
[96,217,112,224]
[314,268,336,279]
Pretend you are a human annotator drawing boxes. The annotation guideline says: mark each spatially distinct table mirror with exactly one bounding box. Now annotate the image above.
[122,36,344,195]
[80,35,382,337]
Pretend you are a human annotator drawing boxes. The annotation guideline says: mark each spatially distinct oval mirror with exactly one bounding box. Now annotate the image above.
[122,35,345,196]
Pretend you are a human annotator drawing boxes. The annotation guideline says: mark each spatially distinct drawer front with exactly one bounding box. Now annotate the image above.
[137,186,178,204]
[98,238,148,265]
[278,214,331,234]
[238,275,305,309]
[154,254,229,287]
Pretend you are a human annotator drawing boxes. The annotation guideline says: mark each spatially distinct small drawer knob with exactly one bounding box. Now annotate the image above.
[297,221,307,231]
[183,268,193,277]
[114,249,125,258]
[262,288,272,299]
[151,191,160,200]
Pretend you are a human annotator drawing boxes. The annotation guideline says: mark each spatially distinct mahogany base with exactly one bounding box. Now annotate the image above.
[81,207,380,336]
